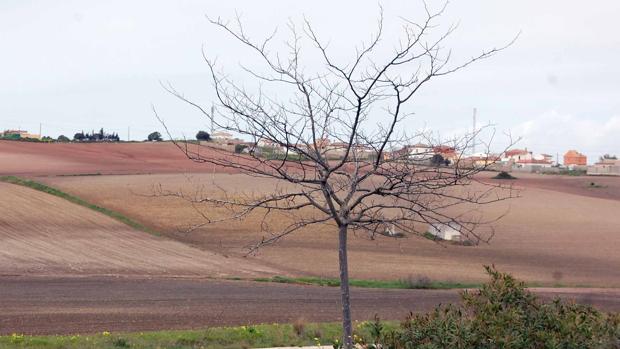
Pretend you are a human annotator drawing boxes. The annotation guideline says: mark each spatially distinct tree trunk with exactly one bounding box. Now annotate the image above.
[338,224,354,349]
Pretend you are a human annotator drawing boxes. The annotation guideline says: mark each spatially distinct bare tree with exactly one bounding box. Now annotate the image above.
[159,4,517,348]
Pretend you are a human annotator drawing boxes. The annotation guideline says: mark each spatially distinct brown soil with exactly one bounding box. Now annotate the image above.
[41,173,620,287]
[0,182,276,278]
[485,172,620,201]
[0,140,226,176]
[1,275,619,335]
[2,141,620,335]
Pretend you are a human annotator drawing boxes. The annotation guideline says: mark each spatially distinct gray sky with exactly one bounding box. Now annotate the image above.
[1,0,619,162]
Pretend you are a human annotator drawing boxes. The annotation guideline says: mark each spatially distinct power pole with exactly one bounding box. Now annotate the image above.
[211,104,215,135]
[39,123,42,137]
[472,108,477,155]
[127,126,130,142]
[211,103,216,182]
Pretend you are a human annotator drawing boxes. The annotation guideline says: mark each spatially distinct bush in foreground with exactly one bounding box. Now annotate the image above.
[370,266,620,349]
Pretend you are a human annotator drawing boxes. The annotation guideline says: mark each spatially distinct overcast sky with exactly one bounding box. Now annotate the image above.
[1,1,619,161]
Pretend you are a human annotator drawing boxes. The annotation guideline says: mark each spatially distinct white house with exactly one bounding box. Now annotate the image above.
[427,223,461,241]
[212,131,233,142]
[257,138,289,155]
[408,143,434,161]
[502,149,533,163]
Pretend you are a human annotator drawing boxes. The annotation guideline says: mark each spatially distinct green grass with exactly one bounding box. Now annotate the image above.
[422,232,476,247]
[251,275,481,290]
[259,146,307,161]
[422,231,439,241]
[541,169,587,176]
[0,321,396,349]
[248,275,588,290]
[0,175,157,236]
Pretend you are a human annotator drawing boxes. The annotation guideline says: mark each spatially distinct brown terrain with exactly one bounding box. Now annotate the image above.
[2,276,619,336]
[0,140,221,176]
[1,140,619,334]
[0,182,274,278]
[41,172,620,287]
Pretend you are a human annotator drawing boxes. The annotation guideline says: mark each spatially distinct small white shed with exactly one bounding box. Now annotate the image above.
[427,223,461,241]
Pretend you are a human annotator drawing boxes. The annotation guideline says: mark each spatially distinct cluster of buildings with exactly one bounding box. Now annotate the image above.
[216,135,377,159]
[375,143,620,176]
[0,129,41,140]
[258,138,376,159]
[588,155,620,176]
[501,148,587,169]
[225,135,619,177]
[494,148,619,176]
[388,143,457,163]
[4,127,618,176]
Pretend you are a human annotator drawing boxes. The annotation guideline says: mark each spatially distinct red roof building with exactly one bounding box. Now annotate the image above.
[433,145,457,161]
[564,150,587,166]
[504,149,529,157]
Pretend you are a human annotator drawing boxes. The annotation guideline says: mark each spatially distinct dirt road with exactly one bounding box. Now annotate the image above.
[1,276,619,335]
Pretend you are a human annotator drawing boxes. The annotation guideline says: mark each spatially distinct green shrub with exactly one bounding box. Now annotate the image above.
[423,232,441,240]
[493,171,516,180]
[57,135,71,142]
[112,337,130,348]
[1,133,21,140]
[235,144,248,154]
[380,266,620,349]
[400,275,433,289]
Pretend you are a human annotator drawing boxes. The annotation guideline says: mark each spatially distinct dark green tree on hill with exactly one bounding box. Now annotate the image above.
[196,130,211,141]
[148,131,163,142]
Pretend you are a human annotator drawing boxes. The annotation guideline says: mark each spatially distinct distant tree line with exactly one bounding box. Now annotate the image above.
[73,128,120,142]
[599,154,618,161]
[2,128,211,143]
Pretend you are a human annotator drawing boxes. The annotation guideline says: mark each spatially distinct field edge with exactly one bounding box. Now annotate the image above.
[0,321,364,349]
[0,175,158,236]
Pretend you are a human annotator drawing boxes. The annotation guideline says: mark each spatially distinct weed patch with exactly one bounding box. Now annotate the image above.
[252,275,480,290]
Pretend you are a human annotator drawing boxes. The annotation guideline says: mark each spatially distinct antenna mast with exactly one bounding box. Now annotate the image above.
[210,104,215,135]
[472,108,477,154]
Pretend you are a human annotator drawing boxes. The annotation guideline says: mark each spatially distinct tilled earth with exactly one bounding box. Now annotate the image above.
[42,172,620,286]
[2,142,620,336]
[1,276,619,335]
[0,182,275,278]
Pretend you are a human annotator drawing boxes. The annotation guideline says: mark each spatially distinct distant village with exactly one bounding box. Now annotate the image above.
[208,131,620,177]
[2,128,619,176]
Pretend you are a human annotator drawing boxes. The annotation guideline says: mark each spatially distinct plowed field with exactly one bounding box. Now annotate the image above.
[0,182,275,277]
